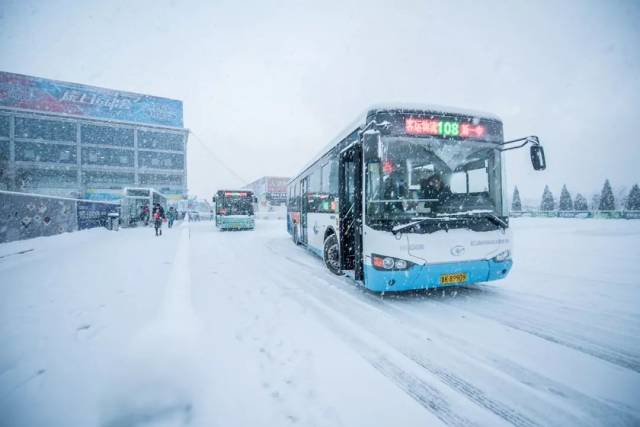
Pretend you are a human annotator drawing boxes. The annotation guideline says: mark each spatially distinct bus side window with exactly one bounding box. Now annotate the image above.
[293,184,300,212]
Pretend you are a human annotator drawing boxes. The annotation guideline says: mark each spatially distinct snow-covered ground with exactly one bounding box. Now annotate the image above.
[1,218,639,426]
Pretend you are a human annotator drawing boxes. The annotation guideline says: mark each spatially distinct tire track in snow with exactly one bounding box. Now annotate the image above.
[263,242,552,427]
[457,284,640,338]
[264,237,638,426]
[433,296,640,374]
[283,287,483,427]
[358,294,640,427]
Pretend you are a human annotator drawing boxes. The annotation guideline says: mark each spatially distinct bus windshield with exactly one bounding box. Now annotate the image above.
[365,136,503,228]
[219,196,254,216]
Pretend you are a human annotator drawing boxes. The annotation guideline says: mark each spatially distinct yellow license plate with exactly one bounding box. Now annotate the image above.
[439,273,468,285]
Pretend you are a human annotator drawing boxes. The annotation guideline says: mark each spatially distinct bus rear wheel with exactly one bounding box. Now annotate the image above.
[323,234,343,275]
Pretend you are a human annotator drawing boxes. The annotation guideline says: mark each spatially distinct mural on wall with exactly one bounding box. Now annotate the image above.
[0,191,120,243]
[0,192,77,243]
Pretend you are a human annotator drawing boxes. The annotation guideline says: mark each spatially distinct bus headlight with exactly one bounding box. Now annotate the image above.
[383,257,395,269]
[493,250,511,262]
[394,259,408,269]
[372,254,414,271]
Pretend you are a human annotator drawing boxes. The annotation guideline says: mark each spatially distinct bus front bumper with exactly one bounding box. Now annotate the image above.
[217,218,255,230]
[363,259,513,292]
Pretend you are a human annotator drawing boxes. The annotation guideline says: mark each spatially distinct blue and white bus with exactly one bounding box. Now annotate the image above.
[287,105,546,292]
[214,190,256,230]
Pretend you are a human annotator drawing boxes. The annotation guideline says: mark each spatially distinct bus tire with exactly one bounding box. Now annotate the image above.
[323,234,343,275]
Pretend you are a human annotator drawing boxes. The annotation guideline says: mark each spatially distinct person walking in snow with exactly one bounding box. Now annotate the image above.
[152,203,165,236]
[167,207,176,228]
[140,205,150,226]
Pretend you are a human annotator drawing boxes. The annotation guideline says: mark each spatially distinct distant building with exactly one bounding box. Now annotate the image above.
[244,176,289,207]
[0,71,188,200]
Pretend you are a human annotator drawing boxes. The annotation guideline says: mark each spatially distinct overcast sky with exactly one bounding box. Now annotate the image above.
[1,0,639,202]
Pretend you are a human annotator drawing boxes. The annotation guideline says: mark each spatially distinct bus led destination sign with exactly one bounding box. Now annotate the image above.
[405,117,485,139]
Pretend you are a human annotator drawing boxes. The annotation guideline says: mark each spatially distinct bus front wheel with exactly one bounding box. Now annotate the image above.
[323,234,343,275]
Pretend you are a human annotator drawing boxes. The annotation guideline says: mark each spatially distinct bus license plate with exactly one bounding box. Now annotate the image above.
[439,273,468,285]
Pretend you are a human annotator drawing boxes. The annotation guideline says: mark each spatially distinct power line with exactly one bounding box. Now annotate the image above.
[188,130,247,185]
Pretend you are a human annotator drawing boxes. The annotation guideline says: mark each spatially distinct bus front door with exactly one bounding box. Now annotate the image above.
[339,144,363,280]
[300,177,309,245]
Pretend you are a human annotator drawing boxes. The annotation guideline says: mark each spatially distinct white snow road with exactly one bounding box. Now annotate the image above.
[0,218,639,426]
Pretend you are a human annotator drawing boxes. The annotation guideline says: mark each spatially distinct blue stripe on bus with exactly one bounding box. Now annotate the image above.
[307,245,323,258]
[363,259,513,292]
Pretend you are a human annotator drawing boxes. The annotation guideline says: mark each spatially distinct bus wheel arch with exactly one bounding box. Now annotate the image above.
[323,232,343,275]
[324,227,336,242]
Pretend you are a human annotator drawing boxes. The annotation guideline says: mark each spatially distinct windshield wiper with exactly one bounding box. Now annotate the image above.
[481,212,508,229]
[391,217,446,235]
[446,211,507,229]
[391,211,507,235]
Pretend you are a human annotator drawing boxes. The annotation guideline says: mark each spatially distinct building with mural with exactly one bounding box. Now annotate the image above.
[243,176,289,208]
[0,71,188,200]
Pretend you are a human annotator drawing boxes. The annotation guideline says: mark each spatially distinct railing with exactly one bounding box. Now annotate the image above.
[510,210,640,219]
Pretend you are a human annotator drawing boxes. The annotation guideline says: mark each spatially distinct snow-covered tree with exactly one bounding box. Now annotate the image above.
[598,179,615,211]
[574,193,588,211]
[511,186,522,211]
[614,185,628,210]
[540,185,555,211]
[626,184,640,210]
[558,185,573,211]
[591,194,601,210]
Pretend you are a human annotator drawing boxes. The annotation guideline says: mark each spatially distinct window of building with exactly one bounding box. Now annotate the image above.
[138,151,184,170]
[16,168,78,188]
[82,171,134,186]
[0,140,9,162]
[0,115,9,138]
[138,130,184,151]
[82,147,134,167]
[81,124,134,147]
[139,173,183,186]
[15,117,76,142]
[59,150,71,161]
[15,141,77,164]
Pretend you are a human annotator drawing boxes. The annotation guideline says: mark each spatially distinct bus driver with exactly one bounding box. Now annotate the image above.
[420,173,452,205]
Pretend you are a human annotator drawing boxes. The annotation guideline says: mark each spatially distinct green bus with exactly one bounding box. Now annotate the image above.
[214,190,256,230]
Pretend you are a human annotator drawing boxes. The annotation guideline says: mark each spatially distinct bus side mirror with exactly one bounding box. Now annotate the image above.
[530,145,546,171]
[363,131,381,162]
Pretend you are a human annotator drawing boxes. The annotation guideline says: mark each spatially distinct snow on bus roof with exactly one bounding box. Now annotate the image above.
[289,104,502,184]
[367,103,502,121]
